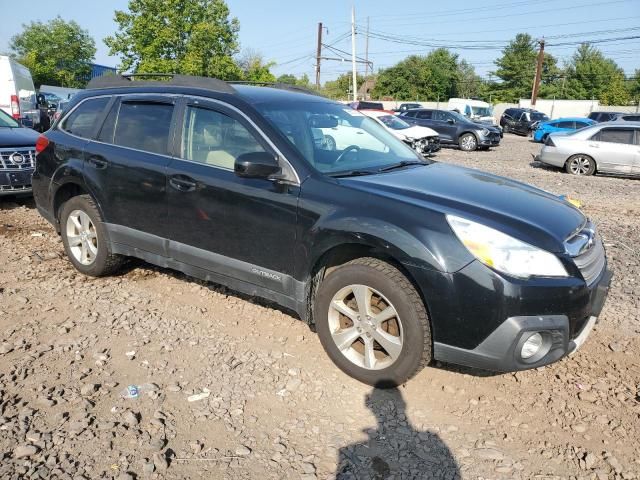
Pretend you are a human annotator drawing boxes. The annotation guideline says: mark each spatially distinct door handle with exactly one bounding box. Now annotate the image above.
[588,143,599,148]
[87,156,108,169]
[169,175,197,192]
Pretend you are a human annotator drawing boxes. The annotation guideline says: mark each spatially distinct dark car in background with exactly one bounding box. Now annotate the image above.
[394,103,422,114]
[0,109,38,196]
[500,108,549,135]
[32,74,609,386]
[606,113,640,122]
[587,111,623,123]
[400,108,501,151]
[348,100,385,111]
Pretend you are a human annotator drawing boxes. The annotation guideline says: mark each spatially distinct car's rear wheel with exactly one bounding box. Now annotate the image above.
[324,135,336,151]
[314,257,432,387]
[459,133,478,151]
[60,194,126,276]
[565,154,596,176]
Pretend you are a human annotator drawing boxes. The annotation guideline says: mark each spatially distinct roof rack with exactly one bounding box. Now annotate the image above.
[86,73,236,94]
[228,81,325,97]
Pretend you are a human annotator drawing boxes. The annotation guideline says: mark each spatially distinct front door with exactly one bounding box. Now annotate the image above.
[432,111,458,143]
[166,98,299,295]
[83,95,177,255]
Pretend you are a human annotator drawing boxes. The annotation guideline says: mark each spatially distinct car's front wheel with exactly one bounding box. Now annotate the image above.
[60,194,126,276]
[459,133,478,152]
[314,257,432,387]
[565,154,596,176]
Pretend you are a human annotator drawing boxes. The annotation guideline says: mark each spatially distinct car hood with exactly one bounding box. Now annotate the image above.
[395,125,438,139]
[0,127,40,147]
[343,163,585,253]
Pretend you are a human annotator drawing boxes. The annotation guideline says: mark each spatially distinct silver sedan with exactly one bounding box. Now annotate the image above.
[536,122,640,177]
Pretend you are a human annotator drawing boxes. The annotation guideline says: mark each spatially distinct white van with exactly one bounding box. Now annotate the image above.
[0,56,40,130]
[448,98,497,126]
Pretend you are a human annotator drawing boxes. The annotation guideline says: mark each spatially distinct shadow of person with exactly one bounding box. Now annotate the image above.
[336,385,460,479]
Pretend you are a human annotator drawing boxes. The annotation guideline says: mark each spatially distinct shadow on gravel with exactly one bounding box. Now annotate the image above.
[336,386,460,479]
[0,196,36,210]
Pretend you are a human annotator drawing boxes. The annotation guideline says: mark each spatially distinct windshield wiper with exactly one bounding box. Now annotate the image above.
[329,169,376,178]
[378,160,427,172]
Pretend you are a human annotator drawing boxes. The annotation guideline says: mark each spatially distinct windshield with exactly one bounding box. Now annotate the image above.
[255,101,421,175]
[449,111,471,123]
[377,115,411,130]
[0,110,20,128]
[471,106,493,117]
[531,112,548,121]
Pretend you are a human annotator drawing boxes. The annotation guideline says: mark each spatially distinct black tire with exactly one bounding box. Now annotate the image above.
[565,154,596,176]
[503,124,510,134]
[458,133,478,152]
[314,257,432,387]
[59,194,126,276]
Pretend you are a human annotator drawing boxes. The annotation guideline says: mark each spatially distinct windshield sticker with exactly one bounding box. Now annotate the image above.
[343,109,364,117]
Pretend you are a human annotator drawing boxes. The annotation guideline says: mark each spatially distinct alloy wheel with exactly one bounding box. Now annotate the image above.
[569,156,592,175]
[460,135,477,151]
[328,284,403,370]
[66,209,98,265]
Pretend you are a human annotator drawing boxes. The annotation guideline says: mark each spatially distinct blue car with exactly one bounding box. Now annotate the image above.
[533,117,595,143]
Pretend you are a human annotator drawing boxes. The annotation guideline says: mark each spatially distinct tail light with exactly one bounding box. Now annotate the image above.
[10,95,20,119]
[35,135,50,154]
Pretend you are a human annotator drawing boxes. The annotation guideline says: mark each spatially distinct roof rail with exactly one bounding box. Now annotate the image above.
[228,81,325,97]
[86,73,236,94]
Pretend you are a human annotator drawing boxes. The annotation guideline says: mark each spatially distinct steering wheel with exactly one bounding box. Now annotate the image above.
[335,145,361,163]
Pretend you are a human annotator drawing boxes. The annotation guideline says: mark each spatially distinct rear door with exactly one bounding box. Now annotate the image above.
[166,97,299,294]
[588,127,636,174]
[514,111,530,134]
[83,95,177,255]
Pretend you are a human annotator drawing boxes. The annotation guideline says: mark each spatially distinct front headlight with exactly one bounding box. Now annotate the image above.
[480,128,490,136]
[446,215,568,278]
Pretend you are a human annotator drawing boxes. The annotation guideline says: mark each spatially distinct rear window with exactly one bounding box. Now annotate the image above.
[622,115,640,122]
[113,101,174,155]
[598,128,635,145]
[61,97,110,138]
[355,102,384,110]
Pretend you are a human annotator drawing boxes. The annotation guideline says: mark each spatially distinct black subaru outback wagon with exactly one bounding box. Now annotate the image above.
[33,75,611,386]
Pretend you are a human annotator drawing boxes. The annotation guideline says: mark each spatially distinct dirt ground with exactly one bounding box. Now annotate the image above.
[1,134,639,480]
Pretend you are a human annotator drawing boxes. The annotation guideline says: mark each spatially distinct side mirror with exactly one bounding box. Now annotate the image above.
[235,151,281,179]
[447,118,455,124]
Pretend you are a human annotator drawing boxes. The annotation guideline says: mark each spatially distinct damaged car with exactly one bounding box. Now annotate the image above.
[362,110,440,155]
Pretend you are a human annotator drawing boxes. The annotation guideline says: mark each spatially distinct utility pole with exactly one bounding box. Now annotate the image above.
[531,38,545,107]
[351,6,357,102]
[315,22,323,90]
[363,17,370,100]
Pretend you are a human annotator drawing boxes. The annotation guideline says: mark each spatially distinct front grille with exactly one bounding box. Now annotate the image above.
[0,147,36,170]
[0,184,31,192]
[572,233,606,285]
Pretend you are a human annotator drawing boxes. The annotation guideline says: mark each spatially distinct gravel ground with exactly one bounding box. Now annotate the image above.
[0,134,639,480]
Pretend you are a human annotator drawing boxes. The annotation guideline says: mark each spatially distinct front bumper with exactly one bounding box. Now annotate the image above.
[431,267,612,372]
[478,132,501,146]
[0,168,34,196]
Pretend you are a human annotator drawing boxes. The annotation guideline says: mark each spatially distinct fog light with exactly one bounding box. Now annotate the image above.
[521,333,543,359]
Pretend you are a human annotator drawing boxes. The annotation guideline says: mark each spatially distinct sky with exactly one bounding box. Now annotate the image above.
[0,0,638,84]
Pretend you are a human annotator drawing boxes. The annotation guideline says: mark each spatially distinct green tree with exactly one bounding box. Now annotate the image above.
[276,73,311,88]
[237,50,275,82]
[371,49,460,100]
[456,60,482,98]
[492,33,559,102]
[10,17,96,88]
[105,0,242,80]
[628,69,640,104]
[563,44,630,105]
[322,73,365,99]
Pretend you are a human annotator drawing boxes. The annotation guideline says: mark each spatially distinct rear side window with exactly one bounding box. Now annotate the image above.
[180,105,265,169]
[417,110,432,119]
[575,121,589,129]
[556,121,575,129]
[114,102,173,155]
[61,97,109,138]
[598,128,634,145]
[404,111,417,118]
